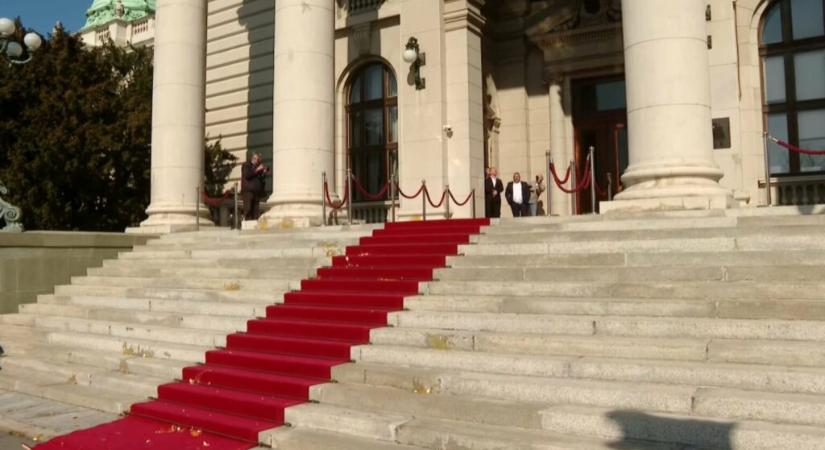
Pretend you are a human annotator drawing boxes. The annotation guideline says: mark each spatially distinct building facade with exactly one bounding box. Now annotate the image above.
[135,0,825,232]
[79,0,156,48]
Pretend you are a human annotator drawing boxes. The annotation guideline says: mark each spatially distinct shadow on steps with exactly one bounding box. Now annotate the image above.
[606,410,733,450]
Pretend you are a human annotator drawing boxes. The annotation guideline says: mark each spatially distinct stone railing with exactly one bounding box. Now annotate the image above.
[0,180,22,232]
[132,18,150,35]
[762,175,825,206]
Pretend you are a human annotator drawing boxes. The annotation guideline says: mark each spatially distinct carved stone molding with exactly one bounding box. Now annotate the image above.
[444,0,487,34]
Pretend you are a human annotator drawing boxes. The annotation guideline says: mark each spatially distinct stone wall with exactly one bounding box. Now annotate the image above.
[0,232,153,314]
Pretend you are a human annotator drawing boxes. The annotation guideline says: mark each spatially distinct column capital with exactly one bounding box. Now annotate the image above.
[444,0,486,35]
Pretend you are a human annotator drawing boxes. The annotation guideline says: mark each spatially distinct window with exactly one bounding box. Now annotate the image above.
[760,0,825,175]
[347,63,398,202]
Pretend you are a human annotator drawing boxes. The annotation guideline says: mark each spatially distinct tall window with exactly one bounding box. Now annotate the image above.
[347,63,398,201]
[761,0,825,175]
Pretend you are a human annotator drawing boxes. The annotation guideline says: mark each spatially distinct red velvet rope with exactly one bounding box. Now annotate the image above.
[448,189,474,206]
[423,185,448,208]
[395,182,426,199]
[592,176,609,197]
[548,163,572,187]
[351,175,390,200]
[324,181,349,211]
[769,135,825,156]
[554,164,592,194]
[201,190,234,207]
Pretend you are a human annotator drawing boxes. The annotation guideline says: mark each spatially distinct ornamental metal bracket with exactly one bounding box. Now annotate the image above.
[0,180,23,232]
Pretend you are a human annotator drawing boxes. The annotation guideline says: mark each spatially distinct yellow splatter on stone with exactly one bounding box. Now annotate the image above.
[412,379,435,395]
[122,342,154,358]
[257,217,270,230]
[224,281,241,291]
[278,218,295,229]
[426,334,451,350]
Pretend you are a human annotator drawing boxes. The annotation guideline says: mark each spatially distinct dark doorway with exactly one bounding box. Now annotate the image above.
[573,77,629,214]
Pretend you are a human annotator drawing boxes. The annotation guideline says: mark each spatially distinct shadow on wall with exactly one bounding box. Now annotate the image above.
[605,410,734,449]
[236,0,275,196]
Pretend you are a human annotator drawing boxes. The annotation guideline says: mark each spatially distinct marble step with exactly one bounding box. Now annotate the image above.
[34,294,273,318]
[134,237,359,252]
[87,265,311,279]
[51,285,284,303]
[45,331,212,363]
[436,264,825,283]
[403,294,825,321]
[33,316,228,347]
[102,256,329,270]
[540,404,825,450]
[448,250,825,268]
[348,347,825,395]
[69,275,292,292]
[473,224,825,243]
[264,426,426,450]
[424,279,825,300]
[16,344,190,380]
[20,302,264,326]
[388,311,825,342]
[368,327,825,367]
[0,390,117,443]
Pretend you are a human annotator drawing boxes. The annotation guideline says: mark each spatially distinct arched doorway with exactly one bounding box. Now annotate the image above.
[346,62,398,221]
[760,0,825,177]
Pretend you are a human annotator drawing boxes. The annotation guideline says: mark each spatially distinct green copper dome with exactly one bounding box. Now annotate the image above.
[84,0,156,30]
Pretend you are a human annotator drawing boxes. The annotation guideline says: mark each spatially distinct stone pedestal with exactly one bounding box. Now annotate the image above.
[261,0,335,228]
[136,0,212,233]
[601,0,733,214]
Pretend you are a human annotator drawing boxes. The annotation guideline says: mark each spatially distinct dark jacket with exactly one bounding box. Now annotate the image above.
[485,177,504,200]
[241,161,266,194]
[505,181,531,205]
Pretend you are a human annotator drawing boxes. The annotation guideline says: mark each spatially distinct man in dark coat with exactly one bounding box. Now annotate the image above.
[505,172,531,217]
[485,167,504,218]
[241,153,269,220]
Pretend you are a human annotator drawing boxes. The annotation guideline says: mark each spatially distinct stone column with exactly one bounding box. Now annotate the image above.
[602,0,733,213]
[548,80,571,216]
[444,0,486,219]
[261,0,335,227]
[137,0,211,233]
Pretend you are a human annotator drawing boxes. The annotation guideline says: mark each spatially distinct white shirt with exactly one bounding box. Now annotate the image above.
[512,182,523,204]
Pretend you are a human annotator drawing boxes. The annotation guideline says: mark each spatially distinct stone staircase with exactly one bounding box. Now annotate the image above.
[0,225,377,442]
[3,209,825,449]
[283,210,825,449]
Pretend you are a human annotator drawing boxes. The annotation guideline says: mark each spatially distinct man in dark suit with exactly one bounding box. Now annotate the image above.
[505,172,531,217]
[241,153,269,220]
[485,167,504,218]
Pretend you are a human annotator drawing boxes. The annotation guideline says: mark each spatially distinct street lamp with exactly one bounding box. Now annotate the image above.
[0,17,42,65]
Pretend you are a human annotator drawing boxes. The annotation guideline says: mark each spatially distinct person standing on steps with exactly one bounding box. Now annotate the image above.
[241,153,269,221]
[485,167,504,218]
[505,172,531,217]
[529,173,545,216]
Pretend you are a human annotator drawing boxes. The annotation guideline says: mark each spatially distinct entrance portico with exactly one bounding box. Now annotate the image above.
[139,0,747,232]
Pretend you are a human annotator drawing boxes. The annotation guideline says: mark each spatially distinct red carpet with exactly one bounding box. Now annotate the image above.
[34,218,488,450]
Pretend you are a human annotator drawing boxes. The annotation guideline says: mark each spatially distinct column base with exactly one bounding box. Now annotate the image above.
[129,208,215,234]
[259,203,324,229]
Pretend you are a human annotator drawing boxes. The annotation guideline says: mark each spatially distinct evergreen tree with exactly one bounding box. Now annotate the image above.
[0,23,236,231]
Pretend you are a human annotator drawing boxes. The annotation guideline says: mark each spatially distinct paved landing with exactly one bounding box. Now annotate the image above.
[0,389,116,448]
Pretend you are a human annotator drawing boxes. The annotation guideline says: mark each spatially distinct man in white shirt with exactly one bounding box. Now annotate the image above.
[505,172,531,217]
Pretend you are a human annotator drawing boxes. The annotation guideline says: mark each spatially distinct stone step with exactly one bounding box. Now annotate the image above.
[389,311,825,342]
[463,236,738,255]
[138,236,360,251]
[540,404,825,450]
[102,256,329,270]
[70,275,291,292]
[51,285,284,303]
[19,304,250,332]
[89,265,314,280]
[16,344,190,380]
[264,427,426,450]
[0,371,146,415]
[0,356,165,401]
[436,265,825,283]
[46,331,211,363]
[425,279,825,300]
[33,316,228,347]
[350,347,825,395]
[483,215,738,233]
[474,224,825,244]
[449,250,825,269]
[370,327,825,367]
[281,403,411,442]
[0,390,118,442]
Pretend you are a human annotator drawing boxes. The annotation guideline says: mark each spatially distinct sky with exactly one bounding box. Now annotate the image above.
[1,0,90,34]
